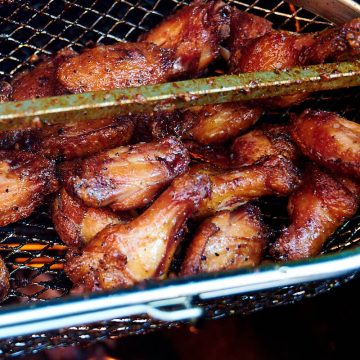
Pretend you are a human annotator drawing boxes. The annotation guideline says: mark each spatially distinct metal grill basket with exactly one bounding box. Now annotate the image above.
[0,0,359,357]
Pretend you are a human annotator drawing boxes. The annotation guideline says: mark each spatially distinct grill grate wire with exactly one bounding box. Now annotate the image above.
[0,0,359,357]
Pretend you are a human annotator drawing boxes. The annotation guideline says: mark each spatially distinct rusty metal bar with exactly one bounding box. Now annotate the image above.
[0,61,359,130]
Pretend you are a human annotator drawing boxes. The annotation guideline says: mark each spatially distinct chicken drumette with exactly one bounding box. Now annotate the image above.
[65,173,210,291]
[192,155,301,218]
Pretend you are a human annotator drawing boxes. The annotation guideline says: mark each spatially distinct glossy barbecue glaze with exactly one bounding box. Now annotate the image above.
[291,110,360,180]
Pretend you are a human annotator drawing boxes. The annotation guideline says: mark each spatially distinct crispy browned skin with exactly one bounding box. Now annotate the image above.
[230,31,315,108]
[11,48,76,101]
[0,151,58,226]
[139,0,230,78]
[0,257,9,301]
[301,18,360,64]
[227,8,273,67]
[52,188,129,252]
[193,156,301,218]
[57,42,174,93]
[2,49,135,159]
[228,18,360,107]
[230,31,315,74]
[181,204,267,276]
[231,125,299,167]
[65,173,211,291]
[181,103,262,144]
[270,165,360,261]
[62,137,190,211]
[291,110,360,180]
[29,117,134,161]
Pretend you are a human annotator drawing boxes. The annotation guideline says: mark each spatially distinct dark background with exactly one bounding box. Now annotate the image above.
[34,273,360,360]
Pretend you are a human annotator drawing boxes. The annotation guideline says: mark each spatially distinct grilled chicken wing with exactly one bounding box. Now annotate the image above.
[65,173,211,291]
[1,49,135,159]
[57,42,174,93]
[229,30,315,107]
[231,125,299,167]
[181,103,262,145]
[29,117,134,161]
[229,18,360,107]
[0,151,57,226]
[193,156,301,218]
[227,8,273,66]
[291,110,360,180]
[181,204,267,276]
[52,188,128,252]
[301,18,360,64]
[139,0,230,78]
[270,164,360,261]
[0,257,9,301]
[62,137,190,211]
[11,48,76,101]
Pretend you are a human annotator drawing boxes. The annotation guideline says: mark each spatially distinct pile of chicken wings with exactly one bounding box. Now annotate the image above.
[0,0,359,297]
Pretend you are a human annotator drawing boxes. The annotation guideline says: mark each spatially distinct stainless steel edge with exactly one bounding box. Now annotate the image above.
[0,246,360,339]
[287,0,360,24]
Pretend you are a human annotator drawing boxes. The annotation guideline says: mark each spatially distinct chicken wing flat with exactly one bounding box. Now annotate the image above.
[181,103,262,145]
[62,137,190,211]
[270,164,360,261]
[57,42,174,93]
[291,110,360,180]
[181,204,267,276]
[301,18,360,64]
[193,156,301,218]
[65,173,211,291]
[11,48,76,101]
[0,257,9,301]
[231,125,299,167]
[28,117,134,161]
[52,188,128,252]
[0,151,58,227]
[1,49,136,159]
[139,0,230,78]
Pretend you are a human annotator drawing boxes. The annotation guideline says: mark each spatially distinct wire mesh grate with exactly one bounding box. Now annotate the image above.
[0,0,359,357]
